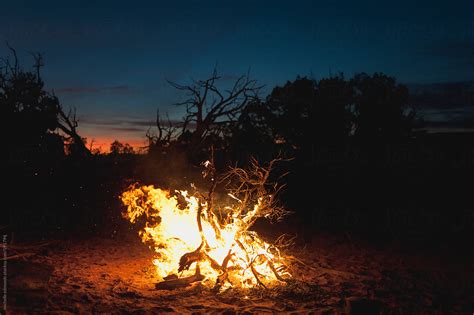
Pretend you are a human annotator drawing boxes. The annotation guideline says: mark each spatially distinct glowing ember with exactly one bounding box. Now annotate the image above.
[121,159,291,290]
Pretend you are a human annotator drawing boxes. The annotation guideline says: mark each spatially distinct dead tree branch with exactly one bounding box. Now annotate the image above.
[146,156,292,290]
[56,103,91,156]
[146,109,178,147]
[167,67,263,149]
[220,157,291,226]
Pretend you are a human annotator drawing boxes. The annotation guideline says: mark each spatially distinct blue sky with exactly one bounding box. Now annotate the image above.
[1,0,473,149]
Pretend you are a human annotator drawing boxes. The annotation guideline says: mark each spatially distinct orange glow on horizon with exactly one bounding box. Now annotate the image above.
[77,123,150,153]
[86,137,148,153]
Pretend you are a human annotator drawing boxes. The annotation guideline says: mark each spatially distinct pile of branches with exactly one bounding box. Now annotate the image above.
[156,154,292,291]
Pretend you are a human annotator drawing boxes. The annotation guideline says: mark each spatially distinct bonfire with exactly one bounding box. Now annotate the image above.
[121,157,293,291]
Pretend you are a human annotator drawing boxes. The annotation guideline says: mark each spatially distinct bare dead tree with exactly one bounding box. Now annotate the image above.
[30,52,44,83]
[171,156,291,290]
[1,44,91,156]
[56,103,91,156]
[146,109,177,147]
[2,42,19,77]
[122,155,293,290]
[168,68,263,149]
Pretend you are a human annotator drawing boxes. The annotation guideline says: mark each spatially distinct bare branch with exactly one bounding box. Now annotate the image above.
[55,101,90,156]
[156,109,163,141]
[30,52,44,82]
[5,41,19,75]
[220,157,291,225]
[167,68,262,150]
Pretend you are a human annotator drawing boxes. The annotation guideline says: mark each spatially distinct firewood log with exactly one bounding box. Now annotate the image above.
[155,266,205,290]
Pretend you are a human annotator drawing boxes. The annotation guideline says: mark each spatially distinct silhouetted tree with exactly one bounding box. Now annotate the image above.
[226,98,275,163]
[168,68,262,153]
[265,77,316,151]
[315,75,354,144]
[1,45,90,157]
[110,140,134,155]
[351,73,414,144]
[146,109,177,148]
[264,75,353,157]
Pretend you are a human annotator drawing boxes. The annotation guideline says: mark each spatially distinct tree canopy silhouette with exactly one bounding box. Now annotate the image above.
[149,71,416,165]
[351,72,414,144]
[110,140,135,155]
[265,75,353,152]
[1,45,90,158]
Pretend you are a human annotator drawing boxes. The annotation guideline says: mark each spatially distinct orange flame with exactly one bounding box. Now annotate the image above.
[121,185,290,289]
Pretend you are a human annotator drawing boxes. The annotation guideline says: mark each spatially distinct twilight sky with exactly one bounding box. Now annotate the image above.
[1,0,473,150]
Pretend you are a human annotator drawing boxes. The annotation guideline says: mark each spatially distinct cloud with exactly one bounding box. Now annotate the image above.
[108,126,147,132]
[79,116,197,135]
[408,80,474,131]
[55,85,133,94]
[408,80,474,109]
[418,39,474,66]
[81,117,185,128]
[82,117,154,126]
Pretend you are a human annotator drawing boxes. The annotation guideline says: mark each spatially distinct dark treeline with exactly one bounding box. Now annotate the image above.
[4,52,474,247]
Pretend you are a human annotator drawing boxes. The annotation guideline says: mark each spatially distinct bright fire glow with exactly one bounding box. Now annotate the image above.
[121,185,290,289]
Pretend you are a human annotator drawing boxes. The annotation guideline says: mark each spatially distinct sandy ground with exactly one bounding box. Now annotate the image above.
[5,234,474,314]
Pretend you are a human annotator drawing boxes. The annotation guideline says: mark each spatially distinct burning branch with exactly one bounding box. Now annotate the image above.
[121,157,292,291]
[155,265,205,290]
[221,157,291,225]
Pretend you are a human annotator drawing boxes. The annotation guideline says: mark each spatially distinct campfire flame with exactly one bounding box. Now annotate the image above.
[121,159,291,290]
